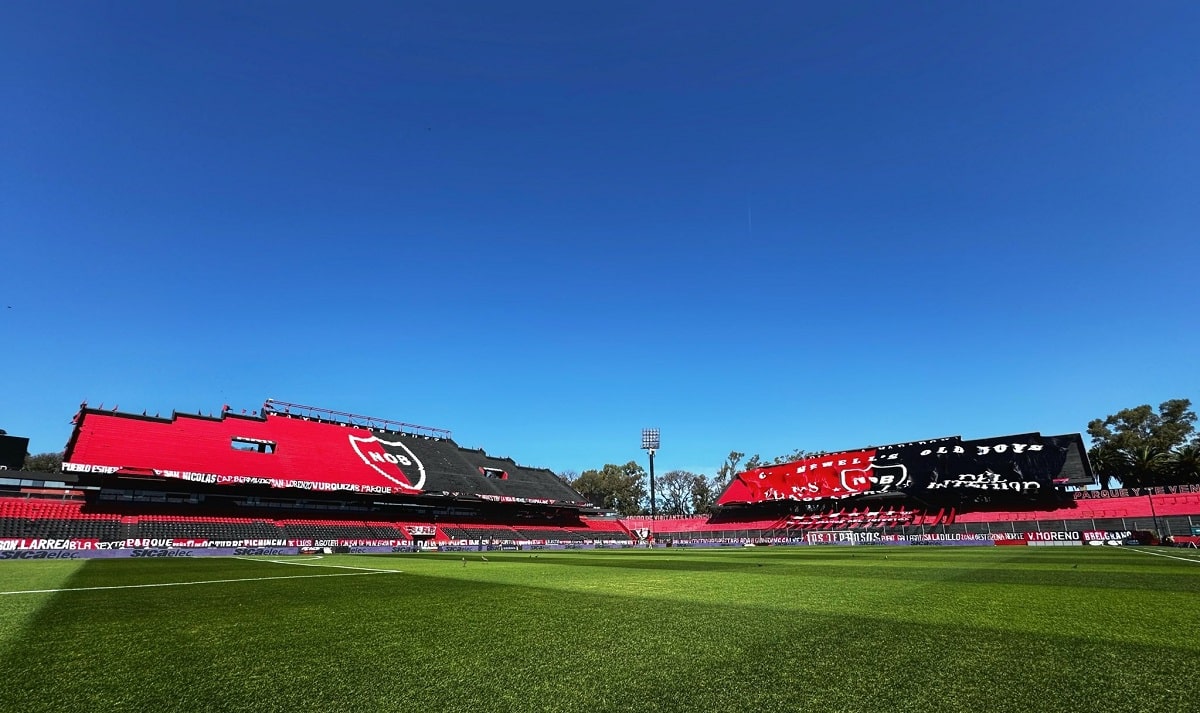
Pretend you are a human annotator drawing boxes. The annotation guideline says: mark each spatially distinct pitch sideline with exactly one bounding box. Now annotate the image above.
[232,556,401,573]
[0,569,399,596]
[1127,547,1200,564]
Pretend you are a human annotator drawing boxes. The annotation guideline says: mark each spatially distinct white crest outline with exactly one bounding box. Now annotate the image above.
[348,434,427,490]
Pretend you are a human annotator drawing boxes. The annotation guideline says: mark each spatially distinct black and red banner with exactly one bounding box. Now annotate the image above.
[717,433,1090,506]
[63,409,586,503]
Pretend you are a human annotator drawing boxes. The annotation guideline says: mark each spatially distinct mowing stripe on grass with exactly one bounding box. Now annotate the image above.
[0,570,396,596]
[1128,548,1200,564]
[231,556,400,573]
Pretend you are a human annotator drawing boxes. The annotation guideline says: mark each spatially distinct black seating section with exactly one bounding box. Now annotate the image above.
[441,525,523,540]
[134,517,281,541]
[386,434,586,503]
[278,521,393,540]
[514,527,585,541]
[0,515,125,541]
[454,446,584,503]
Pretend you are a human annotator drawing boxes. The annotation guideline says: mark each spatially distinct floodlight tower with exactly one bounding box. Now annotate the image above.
[642,428,660,520]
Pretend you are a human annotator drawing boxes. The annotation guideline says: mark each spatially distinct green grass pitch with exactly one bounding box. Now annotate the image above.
[2,547,1199,712]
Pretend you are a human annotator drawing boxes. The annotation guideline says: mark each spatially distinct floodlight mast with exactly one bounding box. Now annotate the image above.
[641,428,660,520]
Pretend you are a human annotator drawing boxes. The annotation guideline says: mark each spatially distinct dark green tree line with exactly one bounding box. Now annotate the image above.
[566,461,648,515]
[1088,399,1199,487]
[21,452,63,473]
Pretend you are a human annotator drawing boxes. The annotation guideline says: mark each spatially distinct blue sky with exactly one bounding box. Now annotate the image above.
[2,2,1197,477]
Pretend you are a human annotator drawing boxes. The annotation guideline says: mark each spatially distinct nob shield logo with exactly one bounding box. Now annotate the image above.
[839,463,910,494]
[348,434,427,490]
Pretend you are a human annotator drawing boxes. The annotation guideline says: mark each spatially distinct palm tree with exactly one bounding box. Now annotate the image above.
[1169,445,1200,485]
[1123,445,1168,488]
[1088,445,1126,489]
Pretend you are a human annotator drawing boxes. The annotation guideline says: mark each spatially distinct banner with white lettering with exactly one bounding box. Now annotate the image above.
[1074,484,1200,500]
[717,433,1087,506]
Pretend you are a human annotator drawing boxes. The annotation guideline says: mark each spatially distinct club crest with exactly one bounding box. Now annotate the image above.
[348,434,427,490]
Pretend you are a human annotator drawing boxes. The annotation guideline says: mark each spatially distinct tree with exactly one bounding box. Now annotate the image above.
[1088,448,1123,490]
[689,474,717,515]
[771,449,815,465]
[1088,399,1196,454]
[1168,445,1200,485]
[1123,446,1168,488]
[556,469,579,486]
[573,461,647,515]
[1087,399,1197,487]
[657,470,698,516]
[714,451,744,491]
[22,452,63,473]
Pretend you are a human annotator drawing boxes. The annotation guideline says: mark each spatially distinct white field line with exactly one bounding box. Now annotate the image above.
[0,570,397,596]
[1128,547,1200,565]
[232,556,400,573]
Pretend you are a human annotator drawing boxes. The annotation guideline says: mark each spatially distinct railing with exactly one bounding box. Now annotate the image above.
[261,399,452,439]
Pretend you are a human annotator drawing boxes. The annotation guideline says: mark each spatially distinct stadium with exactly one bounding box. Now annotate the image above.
[4,399,1200,556]
[6,3,1200,709]
[3,400,1200,711]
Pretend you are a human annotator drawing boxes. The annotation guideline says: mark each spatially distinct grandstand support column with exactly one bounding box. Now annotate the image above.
[642,428,660,520]
[1148,493,1161,538]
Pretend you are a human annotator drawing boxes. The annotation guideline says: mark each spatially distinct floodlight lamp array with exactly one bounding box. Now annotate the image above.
[641,428,660,451]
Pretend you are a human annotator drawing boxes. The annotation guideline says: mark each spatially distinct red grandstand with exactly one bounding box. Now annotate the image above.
[64,400,587,505]
[0,400,640,555]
